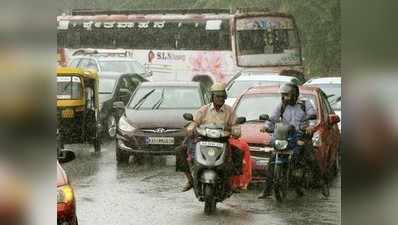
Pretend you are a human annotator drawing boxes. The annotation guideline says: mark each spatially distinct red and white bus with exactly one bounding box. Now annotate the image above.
[57,9,303,84]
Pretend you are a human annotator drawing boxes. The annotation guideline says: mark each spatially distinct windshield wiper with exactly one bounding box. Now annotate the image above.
[151,88,165,110]
[131,89,156,110]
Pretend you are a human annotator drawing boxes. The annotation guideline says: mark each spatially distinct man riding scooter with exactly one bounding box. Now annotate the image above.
[176,82,237,192]
[258,82,329,199]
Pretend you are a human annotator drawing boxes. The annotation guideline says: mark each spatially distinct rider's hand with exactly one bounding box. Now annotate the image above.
[305,126,313,135]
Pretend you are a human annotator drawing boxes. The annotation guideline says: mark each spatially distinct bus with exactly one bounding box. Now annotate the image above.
[57,9,303,84]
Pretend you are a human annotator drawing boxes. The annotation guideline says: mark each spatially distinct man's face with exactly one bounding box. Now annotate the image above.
[213,94,225,108]
[281,93,292,105]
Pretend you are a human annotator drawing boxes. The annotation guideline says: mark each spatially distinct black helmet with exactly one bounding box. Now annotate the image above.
[279,82,299,98]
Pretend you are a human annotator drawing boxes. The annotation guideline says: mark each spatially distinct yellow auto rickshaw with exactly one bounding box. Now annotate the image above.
[57,67,101,152]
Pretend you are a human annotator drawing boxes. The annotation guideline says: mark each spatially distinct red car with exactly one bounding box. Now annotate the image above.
[232,85,341,181]
[57,151,78,225]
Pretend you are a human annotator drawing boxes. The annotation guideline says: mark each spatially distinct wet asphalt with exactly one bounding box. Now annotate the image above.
[62,140,341,225]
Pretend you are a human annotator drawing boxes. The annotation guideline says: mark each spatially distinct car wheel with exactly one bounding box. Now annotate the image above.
[107,114,117,139]
[116,141,129,163]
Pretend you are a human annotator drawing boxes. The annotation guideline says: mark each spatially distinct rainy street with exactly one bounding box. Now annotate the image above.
[62,140,341,225]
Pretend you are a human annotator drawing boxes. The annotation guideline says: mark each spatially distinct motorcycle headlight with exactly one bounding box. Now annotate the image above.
[274,139,288,150]
[118,116,136,132]
[57,185,74,204]
[206,128,221,138]
[312,131,321,147]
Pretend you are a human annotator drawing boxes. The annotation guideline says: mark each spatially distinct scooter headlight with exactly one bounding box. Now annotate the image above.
[274,139,288,150]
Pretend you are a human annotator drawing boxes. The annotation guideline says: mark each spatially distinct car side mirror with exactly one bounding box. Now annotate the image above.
[183,113,193,121]
[235,117,246,125]
[57,150,76,163]
[259,114,270,121]
[328,114,340,125]
[113,101,125,109]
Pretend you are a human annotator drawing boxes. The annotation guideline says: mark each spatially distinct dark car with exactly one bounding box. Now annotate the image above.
[232,85,341,182]
[115,81,210,163]
[57,150,77,225]
[99,72,147,138]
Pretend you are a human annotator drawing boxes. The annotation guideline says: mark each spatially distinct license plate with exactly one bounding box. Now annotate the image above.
[146,137,174,145]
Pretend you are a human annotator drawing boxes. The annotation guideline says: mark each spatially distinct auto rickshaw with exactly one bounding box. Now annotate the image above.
[57,67,101,152]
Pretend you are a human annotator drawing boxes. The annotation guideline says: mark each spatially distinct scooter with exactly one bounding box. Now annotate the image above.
[183,113,245,214]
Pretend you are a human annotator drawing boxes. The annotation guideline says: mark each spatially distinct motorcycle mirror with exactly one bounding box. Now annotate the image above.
[235,117,246,124]
[259,114,270,121]
[183,113,194,121]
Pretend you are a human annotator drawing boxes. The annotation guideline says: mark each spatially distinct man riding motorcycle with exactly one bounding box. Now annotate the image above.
[258,82,329,199]
[176,82,237,192]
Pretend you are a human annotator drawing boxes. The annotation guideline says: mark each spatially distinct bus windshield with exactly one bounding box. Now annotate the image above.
[235,16,301,67]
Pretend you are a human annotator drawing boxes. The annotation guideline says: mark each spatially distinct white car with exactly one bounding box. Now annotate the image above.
[304,77,341,130]
[225,74,300,106]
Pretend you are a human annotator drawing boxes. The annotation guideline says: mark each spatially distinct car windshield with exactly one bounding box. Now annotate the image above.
[235,93,317,121]
[308,83,341,110]
[128,86,202,110]
[57,76,82,99]
[99,78,117,94]
[98,60,145,74]
[227,80,288,98]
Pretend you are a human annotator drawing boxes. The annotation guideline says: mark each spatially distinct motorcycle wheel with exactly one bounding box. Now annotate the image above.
[274,165,287,202]
[204,184,216,215]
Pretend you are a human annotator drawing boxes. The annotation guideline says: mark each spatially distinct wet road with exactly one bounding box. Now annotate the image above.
[62,140,341,225]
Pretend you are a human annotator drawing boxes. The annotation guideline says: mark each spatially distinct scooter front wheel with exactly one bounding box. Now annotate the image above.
[204,184,216,215]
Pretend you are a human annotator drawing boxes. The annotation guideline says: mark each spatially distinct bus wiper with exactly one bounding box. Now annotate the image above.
[132,89,156,110]
[152,88,165,110]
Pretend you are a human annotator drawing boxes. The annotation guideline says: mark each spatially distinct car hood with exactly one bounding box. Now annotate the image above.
[240,122,272,145]
[57,161,68,187]
[125,109,196,128]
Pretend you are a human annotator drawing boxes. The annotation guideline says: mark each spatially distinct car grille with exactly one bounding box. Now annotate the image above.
[140,128,181,134]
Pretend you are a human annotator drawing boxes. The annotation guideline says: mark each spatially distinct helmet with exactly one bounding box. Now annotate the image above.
[210,82,227,98]
[279,82,299,98]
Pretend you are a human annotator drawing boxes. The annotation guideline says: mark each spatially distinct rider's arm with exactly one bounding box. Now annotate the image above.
[265,103,282,131]
[186,106,206,135]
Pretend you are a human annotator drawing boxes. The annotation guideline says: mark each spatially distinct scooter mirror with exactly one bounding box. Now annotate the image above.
[235,117,246,124]
[183,113,194,121]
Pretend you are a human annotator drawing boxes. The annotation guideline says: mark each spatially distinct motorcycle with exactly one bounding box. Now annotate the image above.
[183,113,245,214]
[260,114,316,202]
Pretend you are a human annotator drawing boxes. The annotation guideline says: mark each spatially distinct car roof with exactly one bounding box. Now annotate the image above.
[243,85,320,95]
[305,77,341,85]
[140,81,200,87]
[239,71,280,76]
[234,74,298,82]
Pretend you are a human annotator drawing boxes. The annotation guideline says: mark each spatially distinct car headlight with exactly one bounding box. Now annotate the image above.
[312,131,321,147]
[118,116,136,132]
[57,185,74,204]
[274,139,288,150]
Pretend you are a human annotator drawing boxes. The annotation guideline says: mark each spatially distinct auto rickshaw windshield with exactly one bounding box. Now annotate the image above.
[57,76,82,99]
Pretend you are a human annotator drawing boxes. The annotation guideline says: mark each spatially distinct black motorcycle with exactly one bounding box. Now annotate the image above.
[260,114,316,202]
[183,113,245,214]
